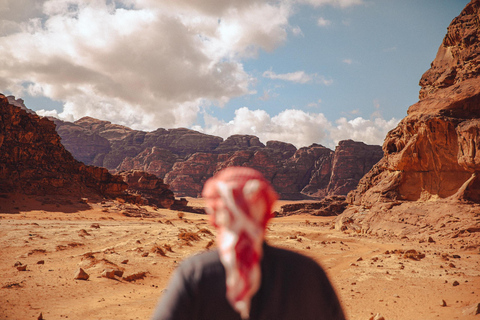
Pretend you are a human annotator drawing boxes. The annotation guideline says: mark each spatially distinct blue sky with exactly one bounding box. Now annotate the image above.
[0,0,468,148]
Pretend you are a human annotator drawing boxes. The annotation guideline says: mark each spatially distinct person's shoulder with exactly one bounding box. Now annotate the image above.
[176,249,223,276]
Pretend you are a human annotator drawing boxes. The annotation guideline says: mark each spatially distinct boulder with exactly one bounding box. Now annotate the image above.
[101,269,116,279]
[73,268,89,280]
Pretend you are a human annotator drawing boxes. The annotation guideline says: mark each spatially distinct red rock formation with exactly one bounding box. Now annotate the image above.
[214,134,265,153]
[118,170,175,208]
[73,116,134,141]
[276,196,347,216]
[116,147,178,178]
[53,118,111,166]
[164,153,220,197]
[419,0,480,100]
[348,0,480,207]
[265,140,297,159]
[273,144,333,198]
[0,94,127,197]
[326,140,384,196]
[54,119,383,199]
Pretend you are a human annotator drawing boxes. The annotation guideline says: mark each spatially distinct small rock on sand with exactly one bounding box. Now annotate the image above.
[78,229,91,237]
[121,259,129,264]
[123,271,147,282]
[74,268,89,280]
[441,299,447,307]
[462,303,480,316]
[102,269,116,279]
[114,269,124,277]
[16,265,27,271]
[369,313,385,320]
[37,260,44,264]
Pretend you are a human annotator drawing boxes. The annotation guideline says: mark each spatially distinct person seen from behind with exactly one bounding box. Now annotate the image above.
[151,166,345,320]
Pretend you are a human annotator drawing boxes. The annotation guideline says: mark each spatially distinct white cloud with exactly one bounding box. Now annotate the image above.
[0,0,367,139]
[342,58,353,64]
[298,0,363,8]
[0,0,291,130]
[263,70,332,85]
[329,117,399,146]
[200,107,398,148]
[317,17,331,27]
[307,98,322,108]
[263,70,312,84]
[291,25,304,37]
[200,107,330,148]
[383,46,397,52]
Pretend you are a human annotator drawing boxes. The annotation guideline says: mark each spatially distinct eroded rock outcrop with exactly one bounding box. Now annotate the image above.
[118,170,175,208]
[327,140,384,197]
[419,0,480,100]
[0,94,127,197]
[55,116,383,199]
[337,0,480,239]
[276,196,347,216]
[348,0,480,207]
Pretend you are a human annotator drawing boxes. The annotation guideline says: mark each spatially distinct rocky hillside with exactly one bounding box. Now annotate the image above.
[337,0,480,238]
[0,95,196,211]
[0,95,127,198]
[53,116,383,199]
[348,0,480,207]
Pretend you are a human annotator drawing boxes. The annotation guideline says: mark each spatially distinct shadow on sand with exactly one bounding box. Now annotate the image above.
[0,193,99,214]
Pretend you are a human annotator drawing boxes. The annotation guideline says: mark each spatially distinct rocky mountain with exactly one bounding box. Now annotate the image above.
[337,0,480,238]
[1,95,198,211]
[53,116,383,199]
[0,94,126,198]
[348,0,480,207]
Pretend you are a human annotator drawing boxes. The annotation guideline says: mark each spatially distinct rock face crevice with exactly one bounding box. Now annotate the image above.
[348,0,480,206]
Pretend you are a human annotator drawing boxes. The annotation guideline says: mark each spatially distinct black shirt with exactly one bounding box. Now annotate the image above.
[152,244,345,320]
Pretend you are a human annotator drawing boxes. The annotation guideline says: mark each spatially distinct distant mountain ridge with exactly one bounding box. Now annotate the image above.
[52,116,383,199]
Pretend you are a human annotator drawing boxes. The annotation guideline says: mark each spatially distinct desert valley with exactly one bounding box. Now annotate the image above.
[2,1,480,320]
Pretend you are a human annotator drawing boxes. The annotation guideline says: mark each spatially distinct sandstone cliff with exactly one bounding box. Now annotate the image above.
[54,115,383,199]
[0,94,127,198]
[337,0,480,238]
[348,0,480,207]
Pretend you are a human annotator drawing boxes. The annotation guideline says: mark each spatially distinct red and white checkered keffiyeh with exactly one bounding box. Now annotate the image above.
[202,167,278,319]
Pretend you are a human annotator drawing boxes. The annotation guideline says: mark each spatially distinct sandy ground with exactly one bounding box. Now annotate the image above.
[1,196,479,320]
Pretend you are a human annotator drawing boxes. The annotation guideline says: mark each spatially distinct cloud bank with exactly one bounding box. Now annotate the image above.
[0,0,397,148]
[0,0,290,130]
[195,107,398,148]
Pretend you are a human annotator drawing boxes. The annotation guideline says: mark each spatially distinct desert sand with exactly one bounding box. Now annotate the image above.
[1,196,479,320]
